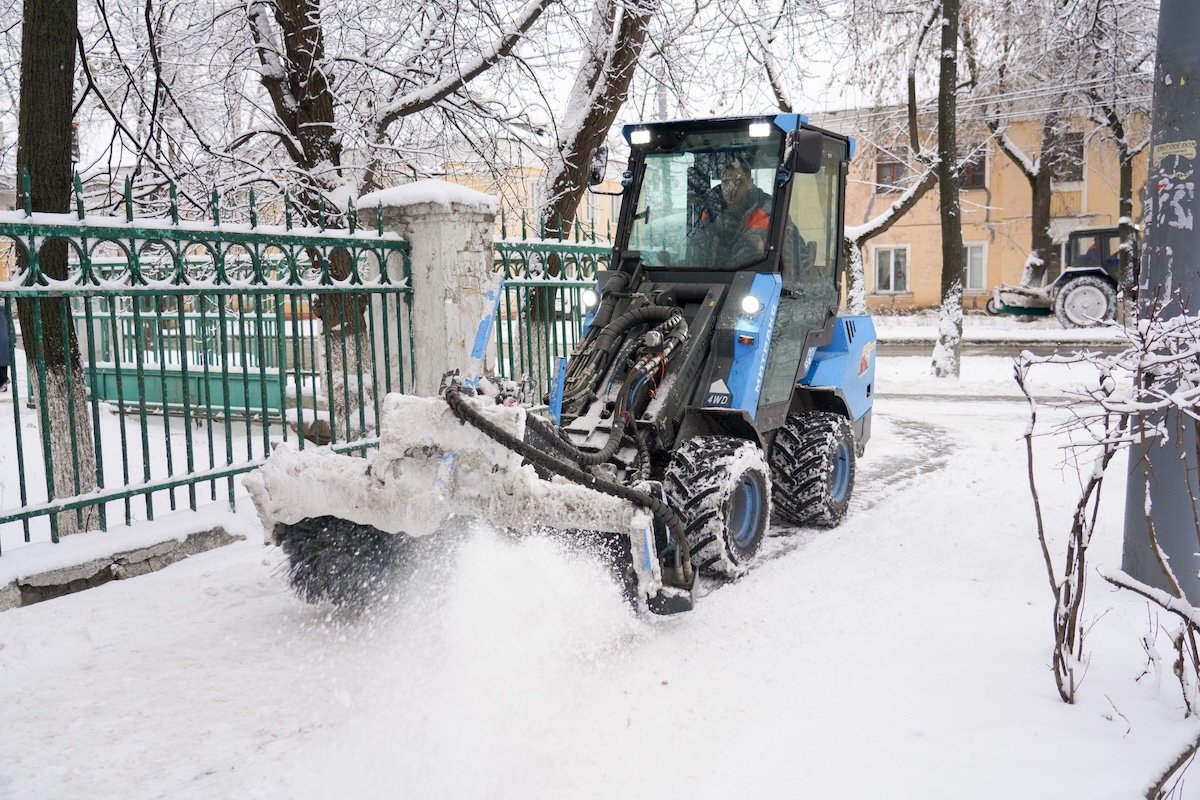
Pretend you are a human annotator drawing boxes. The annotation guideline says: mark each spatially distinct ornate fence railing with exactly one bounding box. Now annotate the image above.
[492,214,612,397]
[0,195,614,554]
[0,182,413,549]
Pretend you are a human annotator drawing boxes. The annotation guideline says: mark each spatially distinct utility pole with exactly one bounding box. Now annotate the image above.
[1122,0,1200,600]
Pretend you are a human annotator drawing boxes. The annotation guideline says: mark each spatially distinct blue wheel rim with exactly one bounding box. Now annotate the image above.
[831,440,852,503]
[729,473,763,550]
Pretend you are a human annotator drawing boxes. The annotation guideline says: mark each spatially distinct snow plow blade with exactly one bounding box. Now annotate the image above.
[986,283,1052,317]
[244,390,695,614]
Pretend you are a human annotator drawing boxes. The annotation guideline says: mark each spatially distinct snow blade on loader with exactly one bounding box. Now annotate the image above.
[245,382,697,615]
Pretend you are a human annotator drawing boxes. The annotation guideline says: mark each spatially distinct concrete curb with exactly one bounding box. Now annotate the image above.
[0,526,242,612]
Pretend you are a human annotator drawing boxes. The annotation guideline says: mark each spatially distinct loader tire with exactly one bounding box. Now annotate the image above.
[663,436,771,579]
[1054,275,1117,328]
[770,411,855,528]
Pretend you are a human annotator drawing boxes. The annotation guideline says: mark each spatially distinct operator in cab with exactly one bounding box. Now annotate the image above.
[688,154,773,267]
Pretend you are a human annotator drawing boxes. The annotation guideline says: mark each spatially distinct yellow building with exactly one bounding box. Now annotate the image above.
[816,109,1149,311]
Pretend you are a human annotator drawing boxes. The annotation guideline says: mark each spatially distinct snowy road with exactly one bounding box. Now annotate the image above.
[3,388,1198,800]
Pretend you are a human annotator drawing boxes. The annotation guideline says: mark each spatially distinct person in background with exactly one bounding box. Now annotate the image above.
[0,305,9,393]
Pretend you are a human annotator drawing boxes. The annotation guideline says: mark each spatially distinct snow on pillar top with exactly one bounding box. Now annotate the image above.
[359,180,500,217]
[359,180,501,397]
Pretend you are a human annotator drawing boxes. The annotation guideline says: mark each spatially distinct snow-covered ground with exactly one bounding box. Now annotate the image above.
[2,313,1197,799]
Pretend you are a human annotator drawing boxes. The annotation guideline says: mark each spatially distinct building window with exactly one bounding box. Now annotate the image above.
[960,155,986,189]
[1051,132,1085,183]
[876,160,906,193]
[965,243,986,292]
[874,246,908,293]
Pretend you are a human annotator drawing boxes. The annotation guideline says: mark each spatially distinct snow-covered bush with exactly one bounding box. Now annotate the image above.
[1017,292,1200,798]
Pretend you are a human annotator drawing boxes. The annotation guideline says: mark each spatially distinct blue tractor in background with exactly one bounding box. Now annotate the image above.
[250,115,876,615]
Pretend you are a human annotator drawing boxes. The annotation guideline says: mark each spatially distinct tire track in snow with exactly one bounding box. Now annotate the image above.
[851,416,955,513]
[750,415,956,567]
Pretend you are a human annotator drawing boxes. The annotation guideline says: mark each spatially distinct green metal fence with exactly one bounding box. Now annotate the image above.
[493,215,612,396]
[0,194,610,555]
[0,183,413,551]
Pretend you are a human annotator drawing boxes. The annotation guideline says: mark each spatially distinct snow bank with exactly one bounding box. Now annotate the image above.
[245,392,651,542]
[0,504,262,587]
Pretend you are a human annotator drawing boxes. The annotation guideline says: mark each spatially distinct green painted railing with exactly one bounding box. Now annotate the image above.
[0,194,613,554]
[493,213,612,397]
[0,180,413,551]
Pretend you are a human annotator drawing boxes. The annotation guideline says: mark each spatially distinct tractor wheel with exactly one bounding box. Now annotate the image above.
[1054,276,1117,328]
[663,436,771,579]
[985,297,1001,315]
[769,411,856,528]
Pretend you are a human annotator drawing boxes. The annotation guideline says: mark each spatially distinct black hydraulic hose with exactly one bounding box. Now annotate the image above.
[563,305,680,404]
[443,388,691,572]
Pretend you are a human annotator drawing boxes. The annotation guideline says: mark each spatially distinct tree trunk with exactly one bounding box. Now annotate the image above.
[932,0,965,379]
[1117,152,1137,293]
[247,2,375,440]
[541,0,659,240]
[1024,114,1061,287]
[522,0,657,391]
[246,0,342,224]
[16,0,100,534]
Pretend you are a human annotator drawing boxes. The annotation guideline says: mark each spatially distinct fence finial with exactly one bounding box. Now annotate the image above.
[124,177,134,223]
[377,201,383,236]
[284,191,293,230]
[249,188,258,228]
[74,174,85,220]
[318,195,326,232]
[169,182,179,225]
[210,188,220,227]
[348,196,356,234]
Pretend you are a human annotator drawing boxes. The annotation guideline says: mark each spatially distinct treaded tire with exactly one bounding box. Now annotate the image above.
[1054,275,1117,328]
[770,411,856,528]
[663,436,771,579]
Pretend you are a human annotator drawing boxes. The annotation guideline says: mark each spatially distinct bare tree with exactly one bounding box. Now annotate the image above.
[1017,294,1200,795]
[1079,0,1156,295]
[969,0,1154,291]
[15,0,100,534]
[931,0,965,378]
[540,0,659,238]
[839,2,942,314]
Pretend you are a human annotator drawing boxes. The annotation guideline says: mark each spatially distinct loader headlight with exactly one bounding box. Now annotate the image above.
[748,121,772,138]
[740,295,763,316]
[581,288,599,309]
[630,129,651,145]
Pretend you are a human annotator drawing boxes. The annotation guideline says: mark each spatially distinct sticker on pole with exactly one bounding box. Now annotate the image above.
[705,379,733,407]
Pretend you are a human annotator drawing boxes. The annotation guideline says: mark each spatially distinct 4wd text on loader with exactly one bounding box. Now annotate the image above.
[246,115,877,615]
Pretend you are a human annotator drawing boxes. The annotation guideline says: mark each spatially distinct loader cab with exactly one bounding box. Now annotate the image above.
[614,116,852,432]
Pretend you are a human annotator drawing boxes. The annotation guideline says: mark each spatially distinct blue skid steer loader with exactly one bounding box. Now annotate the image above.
[246,115,877,614]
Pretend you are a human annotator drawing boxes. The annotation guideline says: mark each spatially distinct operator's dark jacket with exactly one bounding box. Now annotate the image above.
[689,185,772,268]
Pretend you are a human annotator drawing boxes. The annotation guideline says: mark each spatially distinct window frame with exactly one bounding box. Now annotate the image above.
[1051,131,1085,184]
[964,242,988,293]
[872,244,910,294]
[960,154,987,190]
[875,160,907,194]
